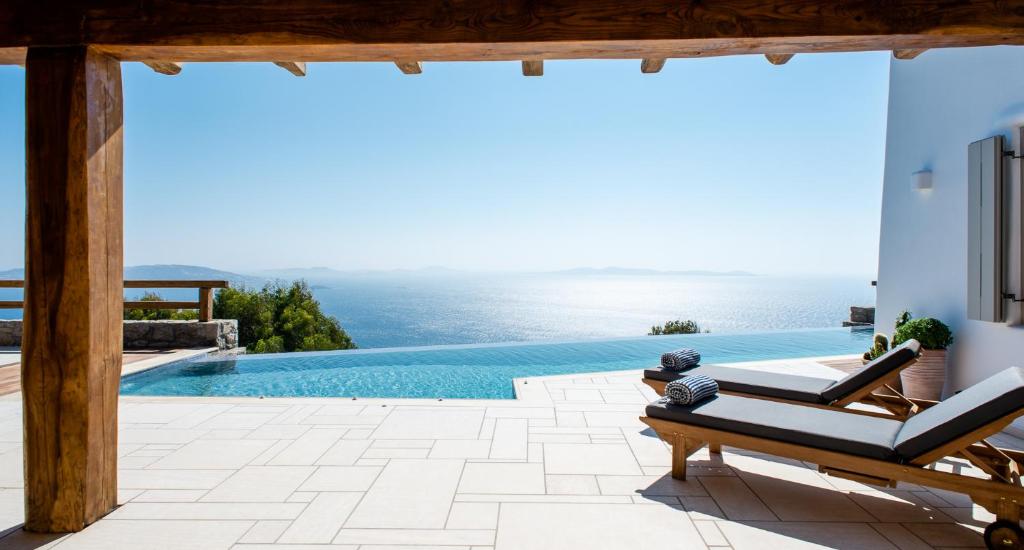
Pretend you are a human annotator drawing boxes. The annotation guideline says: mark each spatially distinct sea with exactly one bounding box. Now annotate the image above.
[0,272,876,349]
[309,273,874,348]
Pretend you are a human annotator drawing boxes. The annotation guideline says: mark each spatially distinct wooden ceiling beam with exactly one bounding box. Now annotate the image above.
[1,1,1023,64]
[893,49,927,60]
[143,61,182,74]
[522,60,543,76]
[764,53,794,65]
[273,61,306,76]
[394,60,423,74]
[640,58,666,73]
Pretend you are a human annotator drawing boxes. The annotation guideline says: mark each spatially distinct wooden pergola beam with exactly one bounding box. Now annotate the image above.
[893,49,928,60]
[394,60,423,74]
[142,61,182,75]
[2,1,1024,64]
[640,58,666,73]
[764,53,795,65]
[522,60,543,76]
[273,61,306,76]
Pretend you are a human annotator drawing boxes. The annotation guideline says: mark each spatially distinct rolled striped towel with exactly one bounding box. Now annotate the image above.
[661,348,701,371]
[664,375,718,405]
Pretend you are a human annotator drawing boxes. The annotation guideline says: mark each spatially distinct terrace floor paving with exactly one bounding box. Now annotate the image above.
[0,353,1016,549]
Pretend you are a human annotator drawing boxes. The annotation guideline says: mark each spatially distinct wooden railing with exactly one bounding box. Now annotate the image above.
[0,280,229,322]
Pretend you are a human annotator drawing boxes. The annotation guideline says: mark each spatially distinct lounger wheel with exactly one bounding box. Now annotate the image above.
[985,520,1024,549]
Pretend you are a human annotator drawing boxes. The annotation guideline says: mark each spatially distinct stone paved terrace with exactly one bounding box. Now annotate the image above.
[0,355,1014,549]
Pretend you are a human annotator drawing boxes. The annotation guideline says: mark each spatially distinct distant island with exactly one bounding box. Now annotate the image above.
[552,267,756,277]
[2,264,756,281]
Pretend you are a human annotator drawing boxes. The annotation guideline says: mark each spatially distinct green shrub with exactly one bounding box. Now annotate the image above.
[649,319,707,336]
[863,333,889,361]
[214,281,356,354]
[892,317,953,350]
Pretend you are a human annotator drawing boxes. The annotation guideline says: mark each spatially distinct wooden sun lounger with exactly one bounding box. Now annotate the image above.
[642,340,931,419]
[640,366,1024,549]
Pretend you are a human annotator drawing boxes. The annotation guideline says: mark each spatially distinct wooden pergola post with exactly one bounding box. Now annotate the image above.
[22,45,124,533]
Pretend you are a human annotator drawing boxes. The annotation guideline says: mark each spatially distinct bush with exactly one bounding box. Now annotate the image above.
[892,316,953,350]
[214,281,356,353]
[649,319,706,335]
[863,333,889,361]
[124,292,199,321]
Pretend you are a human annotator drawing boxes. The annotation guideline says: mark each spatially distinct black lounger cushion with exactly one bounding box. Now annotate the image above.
[818,340,922,403]
[644,365,836,404]
[646,393,903,460]
[895,366,1024,460]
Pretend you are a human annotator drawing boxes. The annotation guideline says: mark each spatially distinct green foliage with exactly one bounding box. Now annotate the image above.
[895,310,912,330]
[123,292,199,321]
[863,333,889,362]
[649,319,707,336]
[214,281,356,354]
[893,316,953,350]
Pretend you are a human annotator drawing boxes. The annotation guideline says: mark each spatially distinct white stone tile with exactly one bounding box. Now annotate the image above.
[623,429,670,467]
[345,459,464,528]
[485,407,554,419]
[597,474,707,497]
[543,443,641,475]
[53,519,252,550]
[278,492,362,544]
[494,503,699,550]
[108,502,305,520]
[362,448,430,459]
[118,429,206,445]
[245,424,312,440]
[298,466,382,491]
[238,520,291,544]
[333,529,494,546]
[489,419,527,459]
[196,412,276,430]
[902,523,985,548]
[583,411,646,428]
[458,463,545,494]
[430,439,492,459]
[267,427,347,465]
[202,466,315,502]
[870,523,932,550]
[149,439,274,470]
[545,475,600,495]
[371,439,436,448]
[373,408,484,440]
[699,476,776,521]
[693,520,729,546]
[117,469,234,490]
[316,439,372,465]
[447,502,500,530]
[133,489,207,502]
[719,521,899,550]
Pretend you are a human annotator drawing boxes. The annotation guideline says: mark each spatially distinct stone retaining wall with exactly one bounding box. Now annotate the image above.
[0,319,237,350]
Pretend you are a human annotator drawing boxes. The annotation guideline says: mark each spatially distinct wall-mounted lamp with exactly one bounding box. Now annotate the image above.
[911,170,933,191]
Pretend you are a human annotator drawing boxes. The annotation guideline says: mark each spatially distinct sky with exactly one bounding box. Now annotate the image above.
[0,53,890,276]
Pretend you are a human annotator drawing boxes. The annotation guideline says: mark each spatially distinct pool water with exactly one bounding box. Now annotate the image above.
[120,328,871,399]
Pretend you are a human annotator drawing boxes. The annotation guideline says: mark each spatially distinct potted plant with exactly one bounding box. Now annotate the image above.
[891,311,954,400]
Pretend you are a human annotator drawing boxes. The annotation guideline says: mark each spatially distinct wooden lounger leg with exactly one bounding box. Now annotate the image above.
[709,442,722,454]
[670,435,707,481]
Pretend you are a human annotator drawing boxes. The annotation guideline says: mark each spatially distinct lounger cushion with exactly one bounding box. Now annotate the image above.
[818,340,922,403]
[646,393,903,460]
[895,366,1024,460]
[644,365,835,404]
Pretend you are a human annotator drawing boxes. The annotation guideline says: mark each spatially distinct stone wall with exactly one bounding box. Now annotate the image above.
[0,320,21,347]
[0,319,237,350]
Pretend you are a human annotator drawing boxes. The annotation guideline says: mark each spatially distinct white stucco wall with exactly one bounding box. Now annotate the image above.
[877,46,1024,396]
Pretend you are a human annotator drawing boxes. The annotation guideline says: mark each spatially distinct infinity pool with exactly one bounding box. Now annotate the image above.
[120,328,870,399]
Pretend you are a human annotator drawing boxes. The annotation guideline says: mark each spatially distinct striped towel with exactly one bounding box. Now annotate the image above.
[664,375,718,405]
[661,348,701,371]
